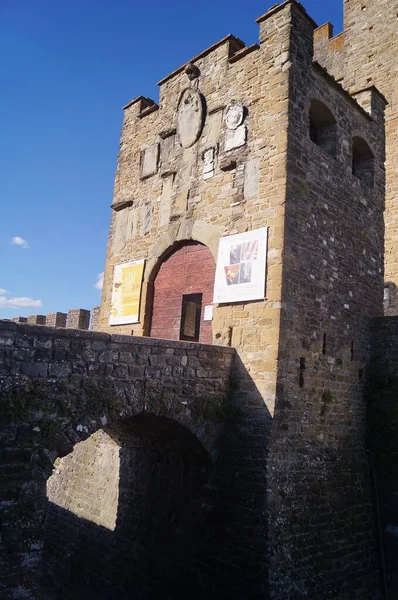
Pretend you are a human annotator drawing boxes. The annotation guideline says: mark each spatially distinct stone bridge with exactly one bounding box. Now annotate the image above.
[0,320,269,600]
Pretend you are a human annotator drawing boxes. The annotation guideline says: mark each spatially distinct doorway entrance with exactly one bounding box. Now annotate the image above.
[149,241,215,344]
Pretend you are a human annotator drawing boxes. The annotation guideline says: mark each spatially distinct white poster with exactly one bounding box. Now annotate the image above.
[213,227,268,304]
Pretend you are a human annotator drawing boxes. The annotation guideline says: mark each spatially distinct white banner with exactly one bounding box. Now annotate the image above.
[213,228,268,304]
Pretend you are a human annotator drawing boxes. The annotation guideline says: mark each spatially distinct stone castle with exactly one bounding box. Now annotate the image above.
[1,0,398,598]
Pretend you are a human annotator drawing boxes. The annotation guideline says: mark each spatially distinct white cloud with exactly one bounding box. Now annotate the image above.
[95,272,104,290]
[0,288,9,295]
[0,296,42,308]
[11,236,29,248]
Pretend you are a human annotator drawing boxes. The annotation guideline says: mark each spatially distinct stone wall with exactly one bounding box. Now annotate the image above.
[368,316,398,598]
[96,1,388,598]
[0,319,234,599]
[11,307,102,330]
[314,0,398,315]
[99,0,297,417]
[268,3,386,598]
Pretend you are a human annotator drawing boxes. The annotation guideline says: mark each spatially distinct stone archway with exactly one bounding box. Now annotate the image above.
[43,414,213,599]
[149,241,216,344]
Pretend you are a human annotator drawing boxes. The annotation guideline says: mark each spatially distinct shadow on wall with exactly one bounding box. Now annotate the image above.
[39,357,271,600]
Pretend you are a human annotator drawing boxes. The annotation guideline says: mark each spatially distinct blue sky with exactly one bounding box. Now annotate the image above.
[0,0,343,319]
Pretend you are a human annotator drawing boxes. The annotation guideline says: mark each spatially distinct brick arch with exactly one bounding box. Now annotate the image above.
[149,241,216,344]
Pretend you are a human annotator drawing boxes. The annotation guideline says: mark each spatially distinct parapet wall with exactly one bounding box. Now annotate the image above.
[11,306,101,331]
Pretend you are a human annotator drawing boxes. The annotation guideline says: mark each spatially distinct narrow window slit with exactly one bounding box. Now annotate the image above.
[299,357,306,388]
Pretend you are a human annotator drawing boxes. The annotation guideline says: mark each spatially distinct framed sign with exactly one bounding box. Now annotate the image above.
[109,260,145,325]
[213,228,268,304]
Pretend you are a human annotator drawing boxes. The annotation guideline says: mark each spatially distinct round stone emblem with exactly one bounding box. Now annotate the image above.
[177,88,205,149]
[225,101,244,130]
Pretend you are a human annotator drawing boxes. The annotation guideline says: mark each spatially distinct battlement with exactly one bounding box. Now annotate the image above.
[11,306,101,331]
[313,22,345,82]
[121,0,319,124]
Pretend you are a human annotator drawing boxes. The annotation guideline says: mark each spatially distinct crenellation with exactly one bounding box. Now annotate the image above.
[67,308,91,330]
[27,314,46,325]
[45,311,67,328]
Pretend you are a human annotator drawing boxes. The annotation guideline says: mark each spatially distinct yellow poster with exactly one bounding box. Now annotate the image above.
[109,260,145,325]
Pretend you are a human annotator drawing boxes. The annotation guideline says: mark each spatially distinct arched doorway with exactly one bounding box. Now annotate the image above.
[150,241,215,344]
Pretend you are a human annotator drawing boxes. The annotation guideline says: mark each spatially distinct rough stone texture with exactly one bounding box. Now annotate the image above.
[11,317,27,323]
[27,315,46,326]
[266,4,385,598]
[97,1,387,598]
[0,320,235,599]
[100,3,295,422]
[45,312,67,328]
[314,0,398,315]
[90,305,101,331]
[368,317,398,598]
[66,309,90,330]
[2,1,396,599]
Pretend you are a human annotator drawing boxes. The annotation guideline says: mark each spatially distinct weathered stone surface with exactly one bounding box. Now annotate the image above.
[58,1,393,599]
[67,309,90,330]
[140,202,152,236]
[140,143,159,179]
[27,315,46,326]
[176,87,205,149]
[46,312,67,328]
[314,0,397,316]
[224,124,247,151]
[225,100,245,130]
[244,157,260,199]
[0,320,234,599]
[158,174,173,228]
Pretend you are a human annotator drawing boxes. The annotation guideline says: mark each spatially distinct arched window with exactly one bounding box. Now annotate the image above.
[309,99,337,157]
[352,136,374,188]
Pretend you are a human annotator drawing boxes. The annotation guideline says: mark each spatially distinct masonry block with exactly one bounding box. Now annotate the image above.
[46,312,67,328]
[27,315,46,325]
[66,309,90,330]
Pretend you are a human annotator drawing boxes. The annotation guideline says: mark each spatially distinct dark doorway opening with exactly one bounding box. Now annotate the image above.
[180,293,202,342]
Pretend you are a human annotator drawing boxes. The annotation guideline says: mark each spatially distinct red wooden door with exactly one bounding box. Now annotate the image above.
[150,242,215,344]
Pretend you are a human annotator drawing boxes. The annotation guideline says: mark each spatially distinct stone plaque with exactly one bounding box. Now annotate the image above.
[160,134,175,165]
[159,175,174,227]
[225,101,244,130]
[173,190,188,216]
[203,147,216,180]
[244,158,260,198]
[225,124,247,152]
[126,207,138,240]
[177,88,205,149]
[140,203,152,236]
[206,109,223,144]
[140,144,159,179]
[113,209,128,253]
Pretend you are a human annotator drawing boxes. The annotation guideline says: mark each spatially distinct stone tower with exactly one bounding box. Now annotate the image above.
[99,1,387,597]
[315,0,398,314]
